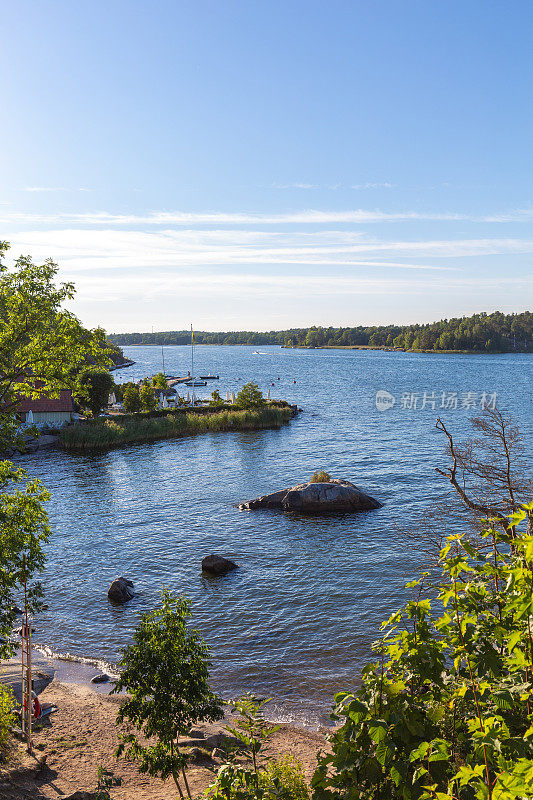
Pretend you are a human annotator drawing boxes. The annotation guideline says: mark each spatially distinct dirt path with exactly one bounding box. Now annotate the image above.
[1,679,327,799]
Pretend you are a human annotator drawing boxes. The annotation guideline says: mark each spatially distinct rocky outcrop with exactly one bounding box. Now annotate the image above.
[239,479,381,514]
[201,555,238,576]
[107,577,135,603]
[90,673,110,684]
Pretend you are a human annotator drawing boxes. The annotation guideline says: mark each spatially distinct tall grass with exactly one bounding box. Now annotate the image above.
[60,407,293,451]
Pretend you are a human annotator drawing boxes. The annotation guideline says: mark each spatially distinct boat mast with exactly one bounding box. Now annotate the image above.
[191,324,194,407]
[161,345,165,376]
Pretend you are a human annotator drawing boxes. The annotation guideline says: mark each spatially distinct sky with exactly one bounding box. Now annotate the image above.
[1,0,532,333]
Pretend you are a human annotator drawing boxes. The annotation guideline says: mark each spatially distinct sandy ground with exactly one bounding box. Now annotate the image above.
[1,677,328,800]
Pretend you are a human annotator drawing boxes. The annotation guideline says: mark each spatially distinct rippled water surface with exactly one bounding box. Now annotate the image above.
[16,346,532,725]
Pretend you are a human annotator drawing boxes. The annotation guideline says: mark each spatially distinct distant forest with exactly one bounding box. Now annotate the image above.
[109,311,532,353]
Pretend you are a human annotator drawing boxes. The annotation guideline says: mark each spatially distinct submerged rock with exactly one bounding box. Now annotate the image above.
[201,555,238,576]
[107,576,135,603]
[239,479,381,514]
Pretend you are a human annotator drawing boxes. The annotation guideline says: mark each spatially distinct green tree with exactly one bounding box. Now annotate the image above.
[209,389,224,408]
[113,591,223,799]
[151,372,168,390]
[0,241,112,448]
[312,503,533,800]
[235,383,266,409]
[79,368,114,417]
[123,383,141,413]
[0,242,110,660]
[140,384,157,412]
[0,461,51,659]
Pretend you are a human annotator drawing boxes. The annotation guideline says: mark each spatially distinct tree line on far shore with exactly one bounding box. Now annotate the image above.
[108,310,532,353]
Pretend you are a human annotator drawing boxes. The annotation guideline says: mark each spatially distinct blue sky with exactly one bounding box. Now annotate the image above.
[1,0,532,332]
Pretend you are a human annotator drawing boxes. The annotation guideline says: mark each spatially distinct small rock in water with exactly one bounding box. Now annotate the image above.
[91,673,110,684]
[201,555,238,576]
[107,576,135,603]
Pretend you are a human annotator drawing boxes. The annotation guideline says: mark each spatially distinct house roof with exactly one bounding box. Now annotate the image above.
[17,390,74,414]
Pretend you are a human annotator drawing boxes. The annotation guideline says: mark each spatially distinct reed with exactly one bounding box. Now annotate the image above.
[60,406,293,450]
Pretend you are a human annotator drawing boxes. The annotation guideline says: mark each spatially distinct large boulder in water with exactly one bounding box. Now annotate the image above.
[201,555,238,576]
[108,576,135,603]
[239,479,381,514]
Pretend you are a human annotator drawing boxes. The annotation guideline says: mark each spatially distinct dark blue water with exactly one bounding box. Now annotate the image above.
[16,346,532,725]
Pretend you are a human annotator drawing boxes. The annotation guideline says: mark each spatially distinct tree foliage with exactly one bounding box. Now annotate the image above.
[140,383,157,412]
[0,683,16,752]
[235,383,266,409]
[0,241,112,446]
[0,461,51,658]
[109,312,533,353]
[209,389,224,408]
[122,383,141,413]
[113,591,223,798]
[79,368,114,417]
[312,503,533,800]
[207,694,281,800]
[151,372,168,390]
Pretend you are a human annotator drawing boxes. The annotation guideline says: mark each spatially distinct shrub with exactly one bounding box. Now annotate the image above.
[261,755,310,800]
[310,470,331,483]
[235,382,266,409]
[95,766,122,800]
[312,503,533,800]
[207,694,279,800]
[0,683,15,754]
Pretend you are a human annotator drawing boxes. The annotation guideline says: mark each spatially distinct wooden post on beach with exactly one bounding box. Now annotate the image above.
[20,556,33,754]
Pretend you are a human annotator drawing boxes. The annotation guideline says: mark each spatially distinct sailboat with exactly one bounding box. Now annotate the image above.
[185,325,207,389]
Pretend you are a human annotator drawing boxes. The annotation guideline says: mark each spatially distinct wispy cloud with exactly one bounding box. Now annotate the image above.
[22,187,91,193]
[351,182,394,190]
[4,206,533,227]
[271,182,317,189]
[9,228,460,272]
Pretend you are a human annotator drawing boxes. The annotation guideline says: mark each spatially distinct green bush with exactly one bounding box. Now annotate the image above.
[261,755,310,800]
[310,470,331,483]
[207,694,280,800]
[235,382,266,409]
[312,503,533,800]
[0,683,15,755]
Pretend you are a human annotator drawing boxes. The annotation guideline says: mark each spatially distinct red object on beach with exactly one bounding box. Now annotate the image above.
[32,692,41,720]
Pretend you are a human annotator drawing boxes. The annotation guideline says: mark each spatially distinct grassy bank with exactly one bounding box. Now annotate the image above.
[60,405,294,450]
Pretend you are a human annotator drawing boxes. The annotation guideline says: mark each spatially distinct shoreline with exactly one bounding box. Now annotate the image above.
[2,645,331,729]
[2,650,328,799]
[109,342,531,355]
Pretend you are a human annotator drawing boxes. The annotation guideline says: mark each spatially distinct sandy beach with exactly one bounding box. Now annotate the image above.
[1,655,328,800]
